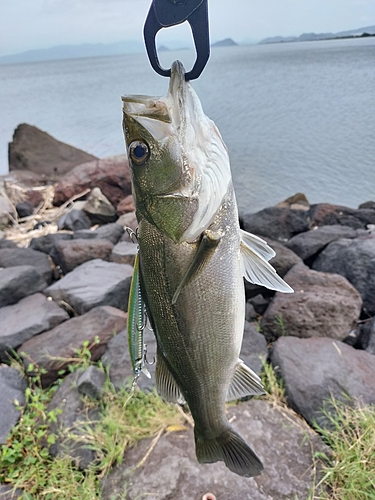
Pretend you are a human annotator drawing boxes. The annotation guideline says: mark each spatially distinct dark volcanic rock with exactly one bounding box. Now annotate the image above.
[110,241,137,266]
[0,365,27,444]
[102,399,325,500]
[0,239,17,249]
[74,223,124,245]
[18,306,126,386]
[0,266,48,307]
[0,293,69,362]
[53,238,114,274]
[57,209,91,232]
[0,247,53,284]
[266,238,302,277]
[356,317,375,354]
[312,234,375,316]
[359,201,375,210]
[29,232,73,259]
[285,224,359,261]
[82,187,117,224]
[271,336,375,428]
[15,201,33,218]
[261,263,362,342]
[8,123,97,178]
[240,322,267,376]
[77,366,106,399]
[53,155,132,208]
[241,207,310,241]
[309,203,375,229]
[44,259,133,315]
[116,194,135,215]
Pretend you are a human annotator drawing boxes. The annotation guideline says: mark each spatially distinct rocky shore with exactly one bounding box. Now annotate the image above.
[1,125,375,499]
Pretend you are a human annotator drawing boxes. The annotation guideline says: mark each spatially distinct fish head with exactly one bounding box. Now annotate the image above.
[122,60,231,243]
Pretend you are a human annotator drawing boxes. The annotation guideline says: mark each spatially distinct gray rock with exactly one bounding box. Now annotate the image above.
[110,241,137,266]
[0,293,69,362]
[241,206,310,242]
[82,187,117,224]
[0,239,17,249]
[309,203,375,230]
[102,328,157,392]
[357,317,375,355]
[0,485,23,499]
[77,365,106,399]
[15,200,34,218]
[74,223,124,245]
[116,211,138,235]
[240,322,267,376]
[271,336,375,428]
[102,399,325,500]
[53,238,114,274]
[47,370,97,469]
[267,239,302,277]
[18,306,127,387]
[0,247,53,284]
[29,232,73,258]
[57,209,92,231]
[0,365,27,444]
[248,294,271,315]
[0,265,48,308]
[44,259,133,315]
[312,234,375,316]
[285,224,359,261]
[261,263,362,342]
[359,201,375,210]
[245,302,258,321]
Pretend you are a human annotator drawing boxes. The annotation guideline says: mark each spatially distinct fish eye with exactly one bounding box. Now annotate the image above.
[129,141,150,166]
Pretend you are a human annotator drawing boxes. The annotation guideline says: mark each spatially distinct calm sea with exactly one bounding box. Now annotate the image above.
[0,38,374,213]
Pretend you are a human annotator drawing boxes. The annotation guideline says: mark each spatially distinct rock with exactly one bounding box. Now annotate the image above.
[0,485,24,499]
[312,234,375,316]
[82,187,117,225]
[0,246,53,284]
[245,302,258,321]
[359,201,375,210]
[15,201,34,219]
[53,238,114,274]
[0,239,17,249]
[240,322,268,376]
[47,370,97,469]
[102,328,157,392]
[18,306,126,386]
[74,223,124,245]
[53,155,132,208]
[0,192,16,229]
[77,366,106,399]
[116,194,135,215]
[24,189,44,208]
[309,203,375,230]
[357,317,375,354]
[266,238,302,277]
[102,399,325,500]
[248,294,271,315]
[0,266,48,308]
[0,293,69,362]
[261,263,362,342]
[285,225,359,262]
[8,123,98,178]
[277,192,310,210]
[0,365,27,444]
[57,209,91,231]
[29,232,73,260]
[110,241,137,266]
[271,336,375,428]
[44,259,133,315]
[241,206,310,242]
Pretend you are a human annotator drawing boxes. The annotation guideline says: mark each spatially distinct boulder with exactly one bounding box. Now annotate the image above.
[0,365,27,444]
[285,225,359,262]
[261,263,362,342]
[356,317,375,354]
[57,209,91,232]
[309,203,375,230]
[276,192,310,210]
[116,211,138,236]
[15,201,33,218]
[110,241,137,266]
[8,123,97,178]
[53,238,114,274]
[116,194,135,215]
[77,366,106,399]
[240,322,268,376]
[44,259,133,315]
[312,234,375,316]
[24,189,44,208]
[266,239,302,277]
[241,207,310,242]
[0,247,53,284]
[271,336,375,428]
[18,306,126,386]
[0,239,17,249]
[359,201,375,210]
[102,399,325,500]
[53,155,132,208]
[0,266,48,308]
[73,223,124,245]
[29,232,73,259]
[82,187,117,224]
[0,293,69,362]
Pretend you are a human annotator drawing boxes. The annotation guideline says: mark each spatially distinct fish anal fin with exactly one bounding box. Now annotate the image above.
[172,230,221,304]
[226,361,266,401]
[155,348,186,404]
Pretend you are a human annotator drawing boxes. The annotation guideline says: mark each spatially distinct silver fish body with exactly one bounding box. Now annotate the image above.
[122,61,292,477]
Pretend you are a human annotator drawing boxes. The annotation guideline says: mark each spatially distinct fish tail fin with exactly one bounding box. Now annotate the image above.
[195,426,263,477]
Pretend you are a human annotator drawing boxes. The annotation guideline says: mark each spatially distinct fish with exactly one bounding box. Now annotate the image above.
[122,60,293,477]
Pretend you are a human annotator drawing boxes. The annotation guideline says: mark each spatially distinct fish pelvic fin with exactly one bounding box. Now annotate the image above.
[155,347,186,405]
[195,426,264,477]
[226,361,266,401]
[240,231,294,293]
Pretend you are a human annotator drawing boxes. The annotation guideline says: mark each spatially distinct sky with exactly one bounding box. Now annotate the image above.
[0,0,374,57]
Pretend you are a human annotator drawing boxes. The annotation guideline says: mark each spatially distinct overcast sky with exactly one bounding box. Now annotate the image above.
[1,0,374,57]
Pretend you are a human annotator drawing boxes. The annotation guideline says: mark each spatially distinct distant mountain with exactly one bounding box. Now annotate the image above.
[211,38,238,48]
[259,25,375,45]
[0,40,144,65]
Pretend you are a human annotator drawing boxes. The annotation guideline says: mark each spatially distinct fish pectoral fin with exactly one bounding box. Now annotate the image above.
[240,239,294,293]
[172,230,221,305]
[226,361,266,401]
[155,348,186,405]
[240,229,275,261]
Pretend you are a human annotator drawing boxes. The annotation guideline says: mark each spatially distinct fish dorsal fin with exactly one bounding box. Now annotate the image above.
[226,361,266,401]
[240,233,294,293]
[155,348,186,405]
[172,230,221,305]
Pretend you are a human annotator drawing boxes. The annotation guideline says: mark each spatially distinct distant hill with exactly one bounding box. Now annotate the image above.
[259,25,375,44]
[211,38,238,47]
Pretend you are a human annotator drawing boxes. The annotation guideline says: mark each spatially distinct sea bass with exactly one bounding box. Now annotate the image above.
[122,60,293,477]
